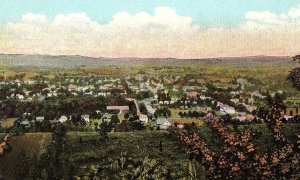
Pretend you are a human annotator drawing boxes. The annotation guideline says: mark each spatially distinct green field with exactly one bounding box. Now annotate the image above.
[0,118,16,128]
[0,133,52,179]
[64,131,206,179]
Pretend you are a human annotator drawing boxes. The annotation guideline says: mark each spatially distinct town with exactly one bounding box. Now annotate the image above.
[0,57,300,179]
[0,66,298,133]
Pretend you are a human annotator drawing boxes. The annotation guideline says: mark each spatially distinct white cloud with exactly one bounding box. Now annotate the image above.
[245,11,287,25]
[21,13,47,25]
[0,6,300,58]
[108,7,192,29]
[288,4,300,18]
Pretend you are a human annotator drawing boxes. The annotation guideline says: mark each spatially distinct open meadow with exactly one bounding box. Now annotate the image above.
[0,133,52,179]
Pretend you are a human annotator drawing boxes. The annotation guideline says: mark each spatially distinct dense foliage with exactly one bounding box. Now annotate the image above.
[288,67,300,89]
[170,103,300,179]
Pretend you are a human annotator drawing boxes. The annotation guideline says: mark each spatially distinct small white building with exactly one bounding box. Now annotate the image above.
[16,94,25,100]
[81,115,90,123]
[156,118,172,129]
[139,114,149,123]
[59,116,68,123]
[36,117,45,122]
[220,104,236,114]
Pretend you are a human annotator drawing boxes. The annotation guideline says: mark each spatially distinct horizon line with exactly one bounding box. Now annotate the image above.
[0,52,293,60]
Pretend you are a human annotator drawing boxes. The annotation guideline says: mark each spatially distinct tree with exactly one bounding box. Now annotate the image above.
[111,114,120,124]
[139,103,147,114]
[131,121,144,131]
[179,112,184,118]
[166,93,171,104]
[116,120,132,132]
[124,113,129,120]
[98,121,110,141]
[288,55,300,89]
[220,114,232,123]
[293,55,300,63]
[39,123,67,179]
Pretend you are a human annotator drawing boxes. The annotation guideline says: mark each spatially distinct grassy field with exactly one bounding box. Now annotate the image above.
[170,108,207,119]
[0,118,16,128]
[0,133,52,179]
[80,66,138,76]
[170,108,190,118]
[172,118,204,126]
[65,131,206,179]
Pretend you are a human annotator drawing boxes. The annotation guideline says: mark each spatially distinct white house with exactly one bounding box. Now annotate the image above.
[20,120,30,126]
[36,117,45,122]
[156,118,172,129]
[224,107,236,114]
[139,114,149,123]
[220,104,236,114]
[81,115,90,123]
[59,116,68,123]
[16,94,25,100]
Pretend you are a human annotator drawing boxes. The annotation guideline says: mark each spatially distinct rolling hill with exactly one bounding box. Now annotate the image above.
[0,54,293,69]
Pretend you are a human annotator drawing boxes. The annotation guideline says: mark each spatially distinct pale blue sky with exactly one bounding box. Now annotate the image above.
[1,0,300,27]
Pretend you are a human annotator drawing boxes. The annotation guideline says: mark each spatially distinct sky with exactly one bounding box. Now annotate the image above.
[0,0,300,58]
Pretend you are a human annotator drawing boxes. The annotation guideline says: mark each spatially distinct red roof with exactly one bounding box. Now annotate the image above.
[107,106,129,111]
[68,84,78,90]
[186,92,198,98]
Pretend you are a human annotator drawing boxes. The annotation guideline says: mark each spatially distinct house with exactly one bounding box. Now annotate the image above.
[139,114,149,123]
[49,120,58,124]
[81,115,90,123]
[230,99,240,104]
[59,116,68,123]
[200,95,211,100]
[230,91,240,95]
[117,84,124,90]
[102,117,111,123]
[237,113,247,122]
[24,90,31,96]
[84,91,93,95]
[205,113,215,120]
[36,116,45,122]
[68,84,78,91]
[156,118,172,129]
[146,105,156,116]
[186,92,198,99]
[220,104,236,114]
[246,105,257,113]
[71,92,78,96]
[98,92,111,97]
[107,106,130,114]
[224,107,236,114]
[247,97,255,104]
[282,106,300,116]
[81,86,89,92]
[16,94,25,100]
[20,120,30,126]
[283,115,294,121]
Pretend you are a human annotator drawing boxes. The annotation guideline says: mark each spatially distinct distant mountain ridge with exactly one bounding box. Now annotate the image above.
[0,54,293,68]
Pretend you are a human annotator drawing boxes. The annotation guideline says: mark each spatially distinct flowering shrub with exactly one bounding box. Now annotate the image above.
[170,104,300,179]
